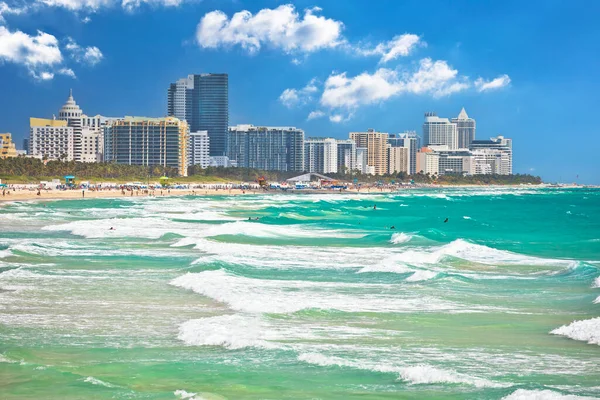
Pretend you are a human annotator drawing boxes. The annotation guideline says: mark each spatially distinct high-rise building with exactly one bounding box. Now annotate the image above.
[336,139,356,174]
[304,138,338,174]
[388,146,409,174]
[23,138,29,154]
[187,131,210,169]
[0,133,18,159]
[56,90,119,162]
[451,107,476,149]
[388,131,419,175]
[168,74,228,156]
[349,129,389,175]
[417,145,473,175]
[29,118,74,160]
[227,124,304,171]
[470,135,512,175]
[423,112,458,150]
[104,116,189,176]
[355,147,370,175]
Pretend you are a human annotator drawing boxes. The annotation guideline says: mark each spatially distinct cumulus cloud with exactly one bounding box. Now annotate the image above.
[307,110,325,120]
[279,78,319,108]
[0,1,28,22]
[65,37,103,65]
[0,26,63,78]
[57,67,76,77]
[357,34,424,63]
[196,5,344,54]
[320,58,471,111]
[474,74,511,92]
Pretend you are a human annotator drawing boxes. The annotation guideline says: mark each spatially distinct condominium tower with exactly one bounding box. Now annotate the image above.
[304,138,338,174]
[167,74,229,156]
[227,125,304,171]
[0,133,17,159]
[350,129,389,175]
[388,131,419,175]
[104,116,189,176]
[451,107,476,149]
[423,112,458,150]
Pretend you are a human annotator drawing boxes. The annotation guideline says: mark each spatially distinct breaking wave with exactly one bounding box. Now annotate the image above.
[550,317,600,345]
[502,389,597,400]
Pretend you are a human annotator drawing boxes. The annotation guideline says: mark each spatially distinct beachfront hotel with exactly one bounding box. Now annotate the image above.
[29,118,74,161]
[0,133,18,159]
[350,129,390,175]
[304,138,338,174]
[388,146,410,174]
[470,136,513,175]
[422,112,458,150]
[388,132,419,175]
[187,131,210,169]
[57,90,120,163]
[227,125,304,172]
[451,107,477,149]
[167,73,229,157]
[103,116,189,176]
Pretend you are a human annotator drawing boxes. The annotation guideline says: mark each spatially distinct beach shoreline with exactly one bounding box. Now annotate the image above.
[0,183,583,204]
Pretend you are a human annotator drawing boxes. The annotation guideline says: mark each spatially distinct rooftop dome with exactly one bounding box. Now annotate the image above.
[58,89,83,120]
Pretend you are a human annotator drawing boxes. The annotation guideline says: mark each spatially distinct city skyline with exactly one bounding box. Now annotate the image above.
[0,1,599,183]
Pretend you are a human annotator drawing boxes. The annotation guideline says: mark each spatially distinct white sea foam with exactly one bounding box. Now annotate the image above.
[0,354,16,363]
[179,315,399,349]
[170,270,490,314]
[0,249,12,258]
[463,216,472,220]
[193,221,363,239]
[298,353,506,388]
[389,239,571,267]
[398,365,507,388]
[593,276,600,288]
[502,389,597,400]
[594,295,600,304]
[84,376,117,388]
[390,232,412,244]
[174,390,201,399]
[405,270,438,282]
[550,318,600,345]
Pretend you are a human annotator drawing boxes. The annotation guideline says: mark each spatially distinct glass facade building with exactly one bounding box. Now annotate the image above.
[227,125,304,172]
[167,74,228,157]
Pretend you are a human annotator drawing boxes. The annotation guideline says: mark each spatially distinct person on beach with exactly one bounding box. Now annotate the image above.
[82,190,85,198]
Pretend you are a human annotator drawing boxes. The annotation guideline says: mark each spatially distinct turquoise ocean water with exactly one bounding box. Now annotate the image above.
[0,187,599,399]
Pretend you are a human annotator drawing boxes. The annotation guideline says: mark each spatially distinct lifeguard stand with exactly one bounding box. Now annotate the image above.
[64,175,76,188]
[159,176,170,187]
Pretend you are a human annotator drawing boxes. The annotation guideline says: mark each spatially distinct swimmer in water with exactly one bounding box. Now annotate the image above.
[109,227,115,230]
[444,218,449,223]
[390,226,395,230]
[373,204,377,210]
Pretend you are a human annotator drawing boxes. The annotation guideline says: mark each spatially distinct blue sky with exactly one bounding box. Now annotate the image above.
[0,0,599,183]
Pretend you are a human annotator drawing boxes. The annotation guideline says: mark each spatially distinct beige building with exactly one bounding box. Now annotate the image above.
[104,116,189,176]
[0,133,18,159]
[388,146,409,174]
[350,129,389,175]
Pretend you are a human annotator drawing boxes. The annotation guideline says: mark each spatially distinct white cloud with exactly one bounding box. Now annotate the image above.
[58,67,76,77]
[196,5,344,54]
[279,78,319,108]
[474,74,511,92]
[65,37,103,65]
[329,114,343,123]
[307,110,325,120]
[0,1,28,22]
[0,26,63,78]
[36,0,186,12]
[320,58,471,111]
[357,34,424,63]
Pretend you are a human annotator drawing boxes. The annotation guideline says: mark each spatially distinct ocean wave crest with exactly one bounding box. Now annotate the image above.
[550,317,600,345]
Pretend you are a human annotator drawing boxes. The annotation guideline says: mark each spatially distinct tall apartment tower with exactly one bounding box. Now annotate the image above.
[349,129,389,175]
[304,138,338,174]
[104,116,189,176]
[423,112,458,150]
[167,74,228,157]
[451,107,476,149]
[388,131,419,175]
[227,125,304,172]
